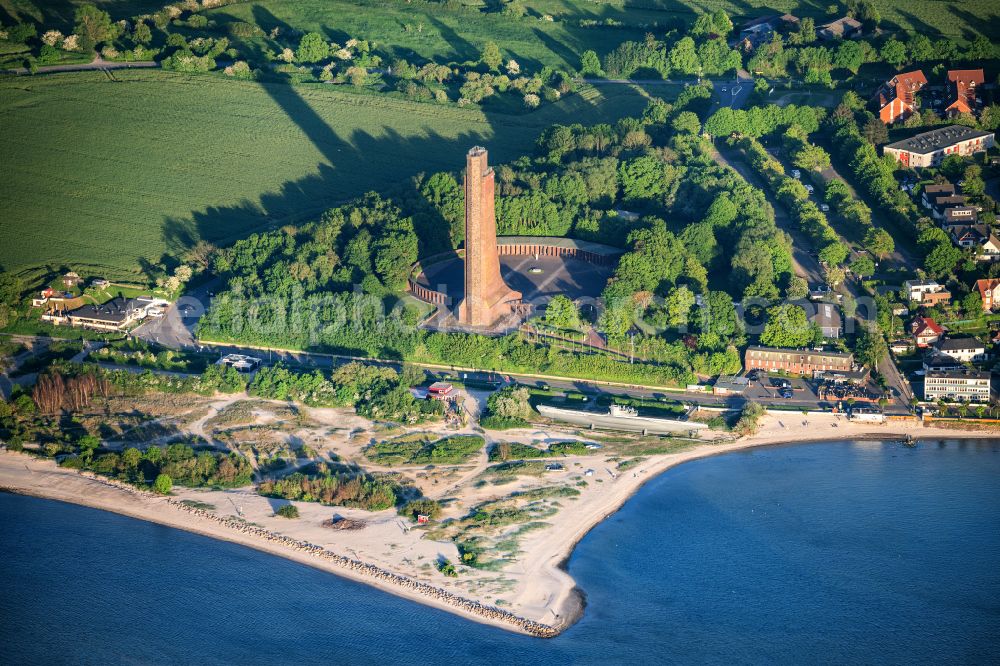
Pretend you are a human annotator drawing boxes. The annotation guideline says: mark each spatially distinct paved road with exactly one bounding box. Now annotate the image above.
[808,151,919,273]
[710,143,911,414]
[711,144,825,286]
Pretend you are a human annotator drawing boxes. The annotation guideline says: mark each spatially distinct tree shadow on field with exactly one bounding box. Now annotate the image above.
[947,6,1000,42]
[159,8,648,266]
[425,15,479,64]
[531,28,580,71]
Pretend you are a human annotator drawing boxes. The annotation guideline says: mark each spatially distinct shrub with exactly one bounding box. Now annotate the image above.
[400,498,442,521]
[154,473,173,494]
[259,469,398,510]
[275,504,300,519]
[438,558,458,577]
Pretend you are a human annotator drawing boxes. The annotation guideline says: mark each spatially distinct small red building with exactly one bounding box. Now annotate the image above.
[427,382,453,399]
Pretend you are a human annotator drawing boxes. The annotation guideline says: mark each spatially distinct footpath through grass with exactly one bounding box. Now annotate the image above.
[0,69,648,280]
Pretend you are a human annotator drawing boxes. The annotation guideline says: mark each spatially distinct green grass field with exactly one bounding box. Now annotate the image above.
[0,69,649,280]
[204,0,649,71]
[522,0,999,41]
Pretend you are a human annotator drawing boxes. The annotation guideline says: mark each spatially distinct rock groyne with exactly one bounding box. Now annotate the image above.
[81,473,557,637]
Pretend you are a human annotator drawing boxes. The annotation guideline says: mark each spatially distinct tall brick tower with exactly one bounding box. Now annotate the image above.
[458,146,521,327]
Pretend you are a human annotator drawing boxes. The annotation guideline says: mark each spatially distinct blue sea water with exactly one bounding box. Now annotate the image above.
[2,440,999,665]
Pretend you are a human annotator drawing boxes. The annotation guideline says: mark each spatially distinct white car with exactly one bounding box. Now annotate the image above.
[804,184,815,193]
[792,169,801,179]
[820,203,830,212]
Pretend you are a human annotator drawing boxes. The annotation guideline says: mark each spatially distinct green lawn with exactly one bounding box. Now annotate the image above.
[204,0,649,71]
[0,69,649,280]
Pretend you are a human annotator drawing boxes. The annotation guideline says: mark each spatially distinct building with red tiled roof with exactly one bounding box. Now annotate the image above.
[945,69,985,116]
[873,70,927,124]
[976,278,1000,312]
[910,316,944,347]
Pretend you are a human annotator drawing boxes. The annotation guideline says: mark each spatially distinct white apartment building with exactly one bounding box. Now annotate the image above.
[924,369,991,402]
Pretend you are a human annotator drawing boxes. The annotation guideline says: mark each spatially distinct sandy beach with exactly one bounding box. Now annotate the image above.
[2,409,997,636]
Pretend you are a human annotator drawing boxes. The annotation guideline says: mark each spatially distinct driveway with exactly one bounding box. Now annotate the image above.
[131,278,221,350]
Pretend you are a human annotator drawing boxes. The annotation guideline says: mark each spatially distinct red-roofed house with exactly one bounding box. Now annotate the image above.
[873,70,927,124]
[911,316,944,347]
[945,69,985,116]
[976,278,1000,312]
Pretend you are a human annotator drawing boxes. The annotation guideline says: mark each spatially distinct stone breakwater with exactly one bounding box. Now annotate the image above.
[79,473,558,638]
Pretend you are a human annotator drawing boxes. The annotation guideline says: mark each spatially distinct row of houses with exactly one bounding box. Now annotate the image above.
[904,277,1000,317]
[874,68,986,125]
[918,179,1000,261]
[903,317,993,402]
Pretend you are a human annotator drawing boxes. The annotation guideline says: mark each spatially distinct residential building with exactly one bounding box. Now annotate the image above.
[740,13,798,33]
[935,336,987,363]
[924,368,991,402]
[922,350,965,373]
[911,316,944,347]
[713,376,750,395]
[883,126,995,168]
[737,23,774,51]
[889,339,913,354]
[930,195,969,219]
[948,224,989,247]
[975,278,1000,311]
[740,15,779,31]
[979,234,1000,262]
[873,70,927,124]
[921,183,955,209]
[812,302,843,338]
[817,16,862,40]
[942,206,978,226]
[64,297,147,331]
[745,346,854,376]
[945,224,1000,261]
[62,271,83,288]
[902,279,951,305]
[945,69,985,116]
[777,14,800,28]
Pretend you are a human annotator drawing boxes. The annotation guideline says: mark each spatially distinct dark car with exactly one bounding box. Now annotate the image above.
[747,370,760,382]
[779,389,794,399]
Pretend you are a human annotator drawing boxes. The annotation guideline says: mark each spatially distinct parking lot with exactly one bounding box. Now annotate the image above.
[742,371,886,410]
